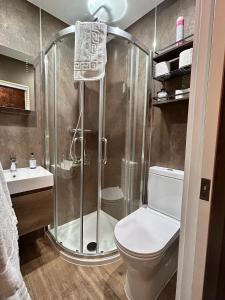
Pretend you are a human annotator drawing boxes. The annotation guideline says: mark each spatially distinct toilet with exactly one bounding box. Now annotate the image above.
[114,166,184,300]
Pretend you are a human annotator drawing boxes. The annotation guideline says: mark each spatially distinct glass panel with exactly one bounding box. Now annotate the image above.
[45,46,55,234]
[47,34,82,253]
[95,39,132,254]
[81,81,99,254]
[132,49,149,210]
[98,39,149,254]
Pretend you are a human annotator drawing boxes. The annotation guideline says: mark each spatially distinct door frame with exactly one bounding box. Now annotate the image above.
[202,58,225,300]
[176,0,225,299]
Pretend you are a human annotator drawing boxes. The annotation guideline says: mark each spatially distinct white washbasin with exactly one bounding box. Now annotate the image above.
[3,166,54,195]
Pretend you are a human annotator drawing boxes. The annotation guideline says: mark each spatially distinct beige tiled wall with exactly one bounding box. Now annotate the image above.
[0,0,67,169]
[127,0,196,171]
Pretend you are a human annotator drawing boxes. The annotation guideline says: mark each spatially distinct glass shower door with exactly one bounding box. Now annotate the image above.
[97,40,149,254]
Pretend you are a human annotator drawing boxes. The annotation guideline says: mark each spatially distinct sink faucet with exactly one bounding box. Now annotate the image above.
[10,156,17,177]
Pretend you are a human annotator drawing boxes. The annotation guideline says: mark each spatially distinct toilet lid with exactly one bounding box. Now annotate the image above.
[114,207,180,256]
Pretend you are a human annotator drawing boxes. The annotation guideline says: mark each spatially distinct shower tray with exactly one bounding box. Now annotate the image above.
[49,210,117,254]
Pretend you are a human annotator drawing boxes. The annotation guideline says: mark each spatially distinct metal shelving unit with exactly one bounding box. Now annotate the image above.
[152,35,193,107]
[153,66,191,82]
[153,34,194,63]
[153,91,189,106]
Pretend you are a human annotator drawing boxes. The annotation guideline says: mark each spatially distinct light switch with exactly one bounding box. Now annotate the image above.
[200,178,211,201]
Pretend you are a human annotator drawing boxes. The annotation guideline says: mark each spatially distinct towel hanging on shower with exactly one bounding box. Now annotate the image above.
[74,21,107,81]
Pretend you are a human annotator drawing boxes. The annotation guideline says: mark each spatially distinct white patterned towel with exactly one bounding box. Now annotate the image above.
[74,21,107,81]
[0,163,31,300]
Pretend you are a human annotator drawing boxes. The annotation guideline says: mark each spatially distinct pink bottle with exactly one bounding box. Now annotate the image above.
[176,16,184,45]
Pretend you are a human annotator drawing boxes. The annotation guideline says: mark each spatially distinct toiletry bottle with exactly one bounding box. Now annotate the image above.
[157,88,168,101]
[29,153,37,169]
[10,156,17,178]
[176,16,184,45]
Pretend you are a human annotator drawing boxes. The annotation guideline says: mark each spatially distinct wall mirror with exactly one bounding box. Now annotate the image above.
[0,45,36,113]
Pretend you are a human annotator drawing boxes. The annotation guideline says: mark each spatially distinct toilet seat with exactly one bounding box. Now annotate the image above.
[114,207,180,258]
[115,239,169,260]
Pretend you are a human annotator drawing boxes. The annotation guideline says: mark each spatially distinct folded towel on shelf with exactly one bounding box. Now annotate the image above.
[0,163,31,300]
[74,21,107,81]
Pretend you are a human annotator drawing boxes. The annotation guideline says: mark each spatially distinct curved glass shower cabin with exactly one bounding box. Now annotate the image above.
[44,25,149,264]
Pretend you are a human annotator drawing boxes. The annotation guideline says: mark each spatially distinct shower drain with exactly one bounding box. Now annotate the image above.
[87,242,97,252]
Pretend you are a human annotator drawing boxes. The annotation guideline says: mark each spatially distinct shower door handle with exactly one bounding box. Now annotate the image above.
[74,136,82,162]
[102,138,107,165]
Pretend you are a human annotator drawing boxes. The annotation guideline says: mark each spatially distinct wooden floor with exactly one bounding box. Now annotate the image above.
[20,233,176,300]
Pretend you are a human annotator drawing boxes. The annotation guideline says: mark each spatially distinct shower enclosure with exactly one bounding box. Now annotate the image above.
[44,25,150,264]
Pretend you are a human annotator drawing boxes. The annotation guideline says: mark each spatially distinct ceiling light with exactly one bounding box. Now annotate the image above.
[87,0,128,23]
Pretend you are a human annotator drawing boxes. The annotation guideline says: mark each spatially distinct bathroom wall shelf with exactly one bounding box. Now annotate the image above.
[0,106,32,115]
[153,98,189,107]
[153,94,189,107]
[153,34,194,63]
[153,66,191,82]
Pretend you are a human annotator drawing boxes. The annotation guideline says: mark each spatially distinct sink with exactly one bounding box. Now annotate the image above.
[3,166,54,195]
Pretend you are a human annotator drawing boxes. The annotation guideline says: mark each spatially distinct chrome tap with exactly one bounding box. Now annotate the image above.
[10,156,17,177]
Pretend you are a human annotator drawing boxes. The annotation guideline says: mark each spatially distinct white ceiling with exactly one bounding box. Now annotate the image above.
[27,0,165,29]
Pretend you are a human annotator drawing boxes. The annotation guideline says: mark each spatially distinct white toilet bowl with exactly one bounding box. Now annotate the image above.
[115,207,180,300]
[114,166,184,300]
